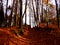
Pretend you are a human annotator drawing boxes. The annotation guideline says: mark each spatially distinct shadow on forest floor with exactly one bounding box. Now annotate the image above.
[0,23,60,45]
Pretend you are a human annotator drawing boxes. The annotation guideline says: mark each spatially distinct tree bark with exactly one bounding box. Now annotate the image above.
[46,0,49,27]
[32,0,37,25]
[41,0,43,22]
[5,0,8,27]
[55,0,59,28]
[36,0,39,26]
[15,0,18,27]
[0,0,4,27]
[36,0,39,21]
[25,0,27,25]
[19,0,24,35]
[19,0,22,28]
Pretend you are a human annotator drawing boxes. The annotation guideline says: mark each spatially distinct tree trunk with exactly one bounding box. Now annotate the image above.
[41,0,43,22]
[10,0,15,26]
[36,0,39,26]
[19,0,24,35]
[46,0,49,27]
[15,0,18,27]
[0,0,4,27]
[36,0,39,21]
[19,0,22,28]
[55,0,59,28]
[28,0,31,26]
[5,0,8,27]
[25,0,27,25]
[32,0,37,26]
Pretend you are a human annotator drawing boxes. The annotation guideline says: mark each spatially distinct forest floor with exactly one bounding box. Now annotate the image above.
[0,23,60,45]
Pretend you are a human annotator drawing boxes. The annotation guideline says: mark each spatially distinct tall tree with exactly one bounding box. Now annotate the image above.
[28,0,32,26]
[19,0,24,35]
[36,0,39,26]
[41,0,43,22]
[15,0,18,27]
[10,0,15,26]
[7,6,12,26]
[22,0,27,25]
[0,0,4,27]
[5,0,8,27]
[46,0,49,27]
[32,0,38,26]
[55,0,59,28]
[25,0,27,25]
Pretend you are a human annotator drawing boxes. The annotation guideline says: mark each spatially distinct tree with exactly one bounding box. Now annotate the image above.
[46,0,49,27]
[19,0,24,35]
[5,0,8,27]
[55,0,59,28]
[32,0,39,27]
[0,0,4,27]
[10,0,15,26]
[22,0,28,25]
[15,0,18,27]
[28,0,32,26]
[25,0,27,25]
[41,0,43,22]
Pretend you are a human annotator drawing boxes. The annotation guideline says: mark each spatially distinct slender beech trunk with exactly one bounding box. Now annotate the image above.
[36,0,39,21]
[19,0,22,28]
[13,1,16,26]
[36,0,39,26]
[25,0,27,25]
[0,0,4,27]
[46,0,49,27]
[11,0,15,26]
[39,0,41,23]
[29,0,31,26]
[59,8,60,27]
[19,0,24,35]
[8,6,12,26]
[5,0,8,27]
[32,0,37,25]
[41,0,43,22]
[15,0,18,27]
[55,0,59,28]
[22,0,27,26]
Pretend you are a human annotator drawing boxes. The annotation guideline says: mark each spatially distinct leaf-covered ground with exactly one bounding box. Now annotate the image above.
[0,23,60,45]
